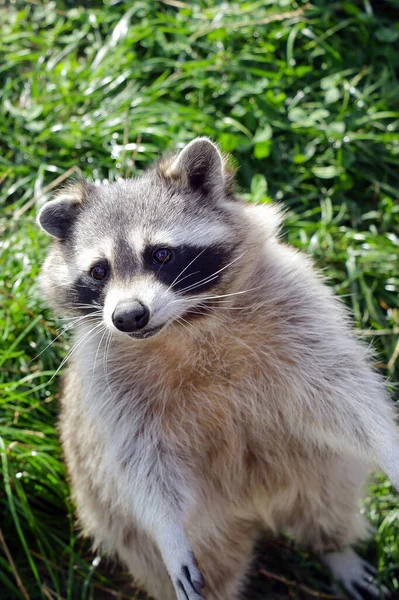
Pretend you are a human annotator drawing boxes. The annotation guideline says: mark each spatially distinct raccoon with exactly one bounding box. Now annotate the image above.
[37,138,399,600]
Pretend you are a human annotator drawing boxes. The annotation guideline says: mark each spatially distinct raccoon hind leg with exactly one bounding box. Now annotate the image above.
[285,455,392,599]
[117,525,176,600]
[192,518,258,600]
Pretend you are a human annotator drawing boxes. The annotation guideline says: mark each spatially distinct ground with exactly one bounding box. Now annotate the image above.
[0,1,398,599]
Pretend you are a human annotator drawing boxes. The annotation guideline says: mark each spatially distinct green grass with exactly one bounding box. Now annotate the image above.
[1,0,399,598]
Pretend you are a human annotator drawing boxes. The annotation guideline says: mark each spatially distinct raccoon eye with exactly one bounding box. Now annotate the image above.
[152,248,172,265]
[90,264,108,281]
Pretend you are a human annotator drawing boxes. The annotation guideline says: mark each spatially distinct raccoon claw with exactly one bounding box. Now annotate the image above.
[347,562,391,599]
[176,558,206,599]
[182,563,205,594]
[324,548,391,600]
[347,580,392,600]
[158,524,205,599]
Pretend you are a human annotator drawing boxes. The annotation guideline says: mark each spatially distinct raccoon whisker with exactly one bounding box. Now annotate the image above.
[174,252,246,296]
[72,302,101,307]
[30,323,75,362]
[176,276,220,295]
[175,317,195,336]
[61,312,103,323]
[200,301,258,312]
[202,305,250,311]
[48,323,102,384]
[69,303,103,312]
[31,314,103,362]
[103,329,115,398]
[64,320,106,365]
[195,287,263,302]
[166,248,207,293]
[86,325,110,399]
[58,316,103,331]
[199,299,233,304]
[172,284,265,304]
[70,304,102,314]
[170,270,201,288]
[184,307,226,328]
[60,308,101,319]
[170,298,233,307]
[60,314,103,327]
[176,315,206,339]
[47,321,105,385]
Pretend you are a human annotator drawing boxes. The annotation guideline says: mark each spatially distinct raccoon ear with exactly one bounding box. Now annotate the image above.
[165,137,224,194]
[37,181,89,239]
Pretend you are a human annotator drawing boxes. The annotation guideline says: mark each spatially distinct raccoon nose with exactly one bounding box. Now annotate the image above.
[112,300,150,332]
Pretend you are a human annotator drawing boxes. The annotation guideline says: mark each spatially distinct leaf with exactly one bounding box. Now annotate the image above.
[254,140,272,159]
[375,28,399,43]
[293,153,307,164]
[312,166,341,179]
[320,73,342,90]
[327,121,346,134]
[325,87,340,104]
[288,107,307,123]
[219,133,241,152]
[311,108,330,121]
[250,173,267,202]
[253,124,273,143]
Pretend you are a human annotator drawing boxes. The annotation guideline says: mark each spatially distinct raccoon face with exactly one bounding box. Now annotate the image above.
[37,138,248,340]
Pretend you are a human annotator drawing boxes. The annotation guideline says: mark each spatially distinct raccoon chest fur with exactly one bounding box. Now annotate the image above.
[69,323,288,508]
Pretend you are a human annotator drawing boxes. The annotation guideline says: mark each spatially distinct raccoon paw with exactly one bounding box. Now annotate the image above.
[324,548,391,599]
[175,553,206,600]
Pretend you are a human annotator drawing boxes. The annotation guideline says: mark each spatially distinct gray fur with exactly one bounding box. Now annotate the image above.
[38,138,399,600]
